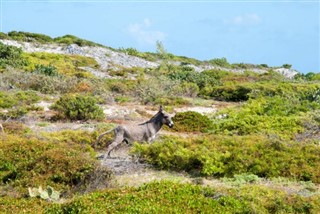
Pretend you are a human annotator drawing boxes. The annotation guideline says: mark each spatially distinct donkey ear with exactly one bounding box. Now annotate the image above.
[159,105,163,112]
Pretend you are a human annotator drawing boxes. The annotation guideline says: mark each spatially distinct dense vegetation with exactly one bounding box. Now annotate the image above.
[1,181,319,213]
[0,33,319,212]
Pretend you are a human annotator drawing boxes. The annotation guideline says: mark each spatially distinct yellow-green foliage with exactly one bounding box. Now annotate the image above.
[7,31,53,44]
[0,134,97,195]
[0,42,28,69]
[54,34,102,47]
[4,31,102,47]
[22,52,99,77]
[171,111,213,132]
[41,128,112,151]
[0,90,40,108]
[43,130,96,145]
[1,121,30,135]
[213,95,320,139]
[132,135,320,183]
[0,90,41,119]
[0,197,46,213]
[1,181,314,213]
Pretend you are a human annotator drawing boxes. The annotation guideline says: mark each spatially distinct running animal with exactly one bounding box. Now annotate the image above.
[96,106,174,157]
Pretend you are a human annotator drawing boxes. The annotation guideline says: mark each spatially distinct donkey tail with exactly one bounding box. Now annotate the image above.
[94,129,114,149]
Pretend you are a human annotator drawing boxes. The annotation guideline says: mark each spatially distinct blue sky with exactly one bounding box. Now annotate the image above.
[1,0,319,73]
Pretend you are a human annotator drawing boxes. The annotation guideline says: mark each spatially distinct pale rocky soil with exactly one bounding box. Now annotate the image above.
[0,39,298,78]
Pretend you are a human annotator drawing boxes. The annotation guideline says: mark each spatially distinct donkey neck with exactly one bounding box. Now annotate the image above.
[148,118,163,133]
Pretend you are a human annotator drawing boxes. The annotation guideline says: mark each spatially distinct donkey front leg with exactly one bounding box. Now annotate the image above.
[106,140,123,158]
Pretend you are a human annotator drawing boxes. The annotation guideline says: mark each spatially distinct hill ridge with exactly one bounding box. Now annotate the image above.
[0,36,298,78]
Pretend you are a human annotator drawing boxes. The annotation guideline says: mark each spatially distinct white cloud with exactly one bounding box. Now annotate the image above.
[127,18,166,45]
[226,13,261,26]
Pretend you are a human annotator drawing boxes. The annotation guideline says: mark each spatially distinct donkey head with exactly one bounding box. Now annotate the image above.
[159,105,174,128]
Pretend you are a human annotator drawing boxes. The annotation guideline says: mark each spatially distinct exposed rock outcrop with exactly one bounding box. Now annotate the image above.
[0,39,298,78]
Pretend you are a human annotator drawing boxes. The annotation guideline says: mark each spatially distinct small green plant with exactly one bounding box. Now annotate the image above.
[28,186,60,201]
[223,173,261,185]
[51,94,104,121]
[33,64,59,76]
[282,64,292,69]
[207,57,230,68]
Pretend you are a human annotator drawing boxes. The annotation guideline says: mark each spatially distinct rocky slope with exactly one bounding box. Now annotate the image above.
[0,39,298,78]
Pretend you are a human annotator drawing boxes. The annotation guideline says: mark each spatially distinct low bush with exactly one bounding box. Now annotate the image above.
[207,57,231,68]
[53,34,101,47]
[45,181,319,213]
[132,135,320,183]
[1,181,318,213]
[32,64,59,76]
[0,90,41,119]
[51,94,104,121]
[0,134,97,195]
[0,42,28,69]
[135,76,178,104]
[0,90,40,109]
[212,96,320,138]
[210,84,252,101]
[1,121,30,135]
[171,111,213,132]
[7,31,53,43]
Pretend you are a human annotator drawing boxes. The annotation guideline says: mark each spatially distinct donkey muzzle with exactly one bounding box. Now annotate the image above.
[168,122,174,128]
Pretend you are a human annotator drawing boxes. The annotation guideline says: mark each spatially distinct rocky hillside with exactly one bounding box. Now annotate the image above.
[0,32,298,78]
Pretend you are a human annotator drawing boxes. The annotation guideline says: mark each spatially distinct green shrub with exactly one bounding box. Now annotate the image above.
[132,135,320,183]
[106,79,135,94]
[1,70,78,94]
[210,85,252,101]
[135,76,178,104]
[47,181,250,213]
[207,57,230,68]
[51,94,104,121]
[1,181,319,213]
[168,69,222,93]
[7,31,53,43]
[47,181,320,214]
[282,64,292,69]
[0,134,97,194]
[212,96,320,138]
[0,91,40,119]
[33,64,59,76]
[0,42,28,69]
[172,111,213,132]
[0,32,10,39]
[53,34,101,47]
[1,122,30,135]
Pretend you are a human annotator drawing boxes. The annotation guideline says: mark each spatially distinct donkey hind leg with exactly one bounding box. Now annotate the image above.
[95,129,113,148]
[106,128,125,158]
